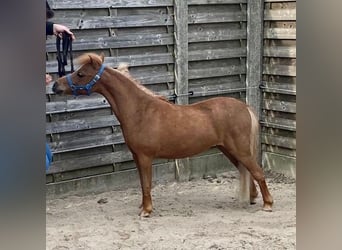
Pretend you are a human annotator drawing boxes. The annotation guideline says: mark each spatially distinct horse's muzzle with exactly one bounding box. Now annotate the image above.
[52,82,63,94]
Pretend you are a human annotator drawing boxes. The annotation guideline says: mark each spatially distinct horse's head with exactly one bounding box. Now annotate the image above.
[52,53,105,96]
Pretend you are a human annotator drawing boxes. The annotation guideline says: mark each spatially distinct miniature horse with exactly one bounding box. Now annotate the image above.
[52,53,273,217]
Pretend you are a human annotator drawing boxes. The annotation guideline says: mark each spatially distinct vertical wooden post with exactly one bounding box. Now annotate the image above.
[174,0,190,181]
[174,0,189,105]
[246,0,264,163]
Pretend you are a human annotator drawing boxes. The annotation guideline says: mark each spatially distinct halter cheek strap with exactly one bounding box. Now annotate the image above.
[66,64,106,96]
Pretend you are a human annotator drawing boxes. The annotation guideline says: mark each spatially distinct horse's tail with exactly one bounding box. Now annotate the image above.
[247,106,259,162]
[238,162,250,204]
[238,106,259,204]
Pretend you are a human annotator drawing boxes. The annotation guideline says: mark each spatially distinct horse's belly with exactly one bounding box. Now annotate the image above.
[157,147,212,159]
[156,134,218,159]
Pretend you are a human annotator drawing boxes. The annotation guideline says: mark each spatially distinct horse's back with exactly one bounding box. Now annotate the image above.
[192,97,253,140]
[189,96,246,109]
[189,97,249,120]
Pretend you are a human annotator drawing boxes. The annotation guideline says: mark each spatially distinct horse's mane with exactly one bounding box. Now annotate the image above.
[116,64,155,96]
[76,53,169,102]
[115,64,169,102]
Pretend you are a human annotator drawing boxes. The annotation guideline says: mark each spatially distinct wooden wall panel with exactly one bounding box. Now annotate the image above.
[261,0,296,177]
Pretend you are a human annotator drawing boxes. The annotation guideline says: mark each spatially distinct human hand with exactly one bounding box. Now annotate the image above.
[53,23,75,40]
[46,74,53,85]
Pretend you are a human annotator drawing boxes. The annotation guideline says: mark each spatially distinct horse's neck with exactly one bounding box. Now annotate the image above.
[99,69,154,125]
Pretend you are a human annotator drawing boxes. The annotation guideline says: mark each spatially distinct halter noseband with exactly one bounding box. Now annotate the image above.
[66,64,106,96]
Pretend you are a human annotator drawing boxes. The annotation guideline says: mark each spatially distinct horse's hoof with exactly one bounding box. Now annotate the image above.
[139,208,152,217]
[250,198,257,205]
[139,208,151,217]
[250,192,258,205]
[262,204,273,212]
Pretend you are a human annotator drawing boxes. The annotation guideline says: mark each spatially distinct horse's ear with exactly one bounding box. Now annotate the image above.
[100,53,105,63]
[88,54,102,68]
[88,55,94,65]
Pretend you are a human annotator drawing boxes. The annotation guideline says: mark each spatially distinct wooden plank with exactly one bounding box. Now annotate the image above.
[262,152,296,178]
[104,53,173,67]
[189,48,246,61]
[50,0,174,9]
[47,151,133,174]
[264,9,296,21]
[174,0,190,182]
[46,33,174,52]
[264,28,296,39]
[190,81,246,97]
[263,145,296,158]
[260,117,296,131]
[264,0,296,2]
[51,15,173,30]
[48,127,115,144]
[49,134,125,154]
[51,0,248,9]
[46,53,174,73]
[263,65,296,76]
[189,76,245,88]
[46,30,246,53]
[52,13,245,30]
[46,108,113,123]
[52,165,115,182]
[189,29,246,43]
[133,72,174,85]
[189,89,245,99]
[263,99,296,113]
[189,65,246,79]
[188,11,247,24]
[263,46,296,58]
[262,134,296,149]
[46,96,110,114]
[189,0,246,4]
[190,78,244,88]
[46,115,119,134]
[261,82,296,95]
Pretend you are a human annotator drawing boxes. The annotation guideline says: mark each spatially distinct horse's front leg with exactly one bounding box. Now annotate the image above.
[133,153,153,217]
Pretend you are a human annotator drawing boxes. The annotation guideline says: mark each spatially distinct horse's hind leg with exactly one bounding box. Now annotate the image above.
[218,146,257,204]
[238,156,273,211]
[238,163,259,205]
[249,175,258,204]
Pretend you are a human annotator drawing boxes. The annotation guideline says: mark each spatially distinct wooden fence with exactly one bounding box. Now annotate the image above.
[46,0,296,197]
[261,0,296,177]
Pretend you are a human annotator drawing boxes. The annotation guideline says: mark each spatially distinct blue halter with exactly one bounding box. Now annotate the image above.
[66,64,106,96]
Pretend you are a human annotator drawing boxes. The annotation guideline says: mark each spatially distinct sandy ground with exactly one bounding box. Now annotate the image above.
[46,171,296,250]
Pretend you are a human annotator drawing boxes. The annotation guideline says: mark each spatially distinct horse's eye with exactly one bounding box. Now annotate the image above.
[77,72,84,77]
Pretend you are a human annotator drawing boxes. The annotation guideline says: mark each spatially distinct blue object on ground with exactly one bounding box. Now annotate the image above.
[46,143,53,171]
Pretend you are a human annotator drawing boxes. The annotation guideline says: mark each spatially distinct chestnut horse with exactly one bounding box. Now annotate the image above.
[52,53,273,217]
